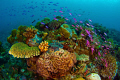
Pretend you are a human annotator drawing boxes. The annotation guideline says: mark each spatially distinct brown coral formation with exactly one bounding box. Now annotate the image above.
[27,56,38,73]
[36,48,77,78]
[23,26,38,44]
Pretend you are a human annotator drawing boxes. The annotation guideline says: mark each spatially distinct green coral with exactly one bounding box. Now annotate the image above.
[7,26,27,44]
[59,24,72,39]
[35,17,50,31]
[9,42,40,58]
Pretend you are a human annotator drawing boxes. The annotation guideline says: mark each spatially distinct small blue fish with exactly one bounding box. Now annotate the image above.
[30,15,34,17]
[49,2,53,3]
[54,18,58,21]
[41,22,45,25]
[45,26,49,28]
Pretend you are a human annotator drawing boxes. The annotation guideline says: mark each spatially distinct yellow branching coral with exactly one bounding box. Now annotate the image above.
[36,48,77,79]
[9,42,40,58]
[38,41,49,52]
[23,26,38,44]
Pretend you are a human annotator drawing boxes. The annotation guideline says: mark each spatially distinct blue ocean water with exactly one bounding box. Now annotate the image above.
[0,0,120,80]
[0,0,120,30]
[0,0,120,43]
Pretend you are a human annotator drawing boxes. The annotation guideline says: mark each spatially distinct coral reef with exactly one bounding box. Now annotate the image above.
[5,16,120,80]
[49,16,65,30]
[9,42,40,58]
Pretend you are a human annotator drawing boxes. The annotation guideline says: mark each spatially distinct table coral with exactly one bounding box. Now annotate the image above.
[9,42,40,58]
[36,48,77,79]
[38,41,49,52]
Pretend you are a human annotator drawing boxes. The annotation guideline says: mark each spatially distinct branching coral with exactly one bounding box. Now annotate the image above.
[38,41,49,52]
[23,26,38,44]
[93,54,117,79]
[36,48,77,79]
[9,42,40,58]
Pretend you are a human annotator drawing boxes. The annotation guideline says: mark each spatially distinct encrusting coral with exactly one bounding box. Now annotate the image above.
[36,48,77,78]
[9,42,40,58]
[38,41,49,52]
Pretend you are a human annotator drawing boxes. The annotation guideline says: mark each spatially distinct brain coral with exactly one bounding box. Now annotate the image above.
[36,48,77,79]
[9,42,40,58]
